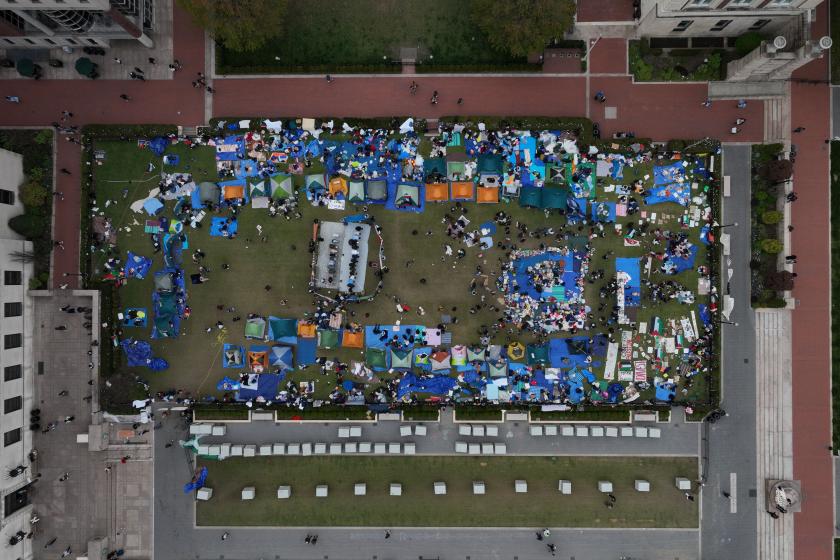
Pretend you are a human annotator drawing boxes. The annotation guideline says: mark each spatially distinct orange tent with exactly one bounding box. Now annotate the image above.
[425,182,449,202]
[223,185,244,200]
[476,186,499,204]
[342,330,364,348]
[247,350,269,372]
[329,177,348,196]
[450,181,474,201]
[297,322,317,338]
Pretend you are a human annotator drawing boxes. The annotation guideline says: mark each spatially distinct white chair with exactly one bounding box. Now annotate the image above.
[301,443,312,456]
[277,486,291,499]
[338,426,350,438]
[344,442,358,453]
[648,427,661,438]
[272,443,286,455]
[243,445,256,457]
[354,483,366,496]
[455,441,468,453]
[472,425,485,437]
[590,426,604,437]
[481,443,494,455]
[468,443,481,455]
[605,426,618,437]
[529,425,543,436]
[388,443,401,454]
[561,425,574,437]
[349,425,362,438]
[258,444,272,456]
[404,443,416,455]
[458,425,472,436]
[287,443,301,455]
[415,425,427,436]
[575,426,589,437]
[329,443,342,455]
[545,425,558,436]
[358,442,372,453]
[399,425,412,437]
[620,426,634,437]
[485,425,499,437]
[374,443,387,454]
[635,427,649,438]
[494,442,507,454]
[313,443,326,455]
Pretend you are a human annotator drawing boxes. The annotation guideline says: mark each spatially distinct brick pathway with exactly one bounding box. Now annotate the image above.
[789,2,833,558]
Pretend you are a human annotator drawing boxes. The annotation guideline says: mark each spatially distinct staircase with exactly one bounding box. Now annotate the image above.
[763,96,791,145]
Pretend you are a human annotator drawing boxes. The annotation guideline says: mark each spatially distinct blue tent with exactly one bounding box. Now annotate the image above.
[269,346,294,370]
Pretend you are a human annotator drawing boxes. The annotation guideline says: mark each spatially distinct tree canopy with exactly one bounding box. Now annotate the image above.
[178,0,287,52]
[470,0,575,58]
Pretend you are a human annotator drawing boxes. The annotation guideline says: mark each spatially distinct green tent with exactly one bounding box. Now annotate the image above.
[526,343,549,365]
[467,347,486,362]
[249,177,268,198]
[366,179,387,201]
[348,180,365,203]
[519,186,542,208]
[366,347,387,369]
[390,348,413,369]
[394,183,420,208]
[566,162,596,198]
[270,174,293,199]
[318,329,339,349]
[268,317,297,340]
[542,184,568,210]
[424,158,446,180]
[446,161,466,181]
[488,361,508,378]
[245,317,266,339]
[477,154,504,174]
[305,173,326,192]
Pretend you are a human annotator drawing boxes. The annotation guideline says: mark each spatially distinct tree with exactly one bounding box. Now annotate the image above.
[757,159,793,183]
[19,180,48,209]
[760,238,782,254]
[470,0,575,58]
[178,0,287,52]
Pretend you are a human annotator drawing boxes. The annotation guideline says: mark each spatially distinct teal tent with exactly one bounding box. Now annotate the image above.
[488,361,508,378]
[526,343,549,365]
[348,180,365,203]
[542,184,568,210]
[467,347,487,362]
[519,186,542,208]
[390,348,413,370]
[318,329,339,349]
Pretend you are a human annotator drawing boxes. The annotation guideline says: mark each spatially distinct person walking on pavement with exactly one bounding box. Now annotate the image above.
[5,96,21,103]
[431,91,439,105]
[120,94,131,101]
[221,532,229,541]
[384,530,391,539]
[409,81,418,95]
[58,472,70,482]
[61,546,72,557]
[60,168,71,175]
[793,126,806,133]
[737,99,747,109]
[113,57,122,64]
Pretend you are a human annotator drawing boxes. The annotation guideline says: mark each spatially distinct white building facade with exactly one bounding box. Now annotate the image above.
[0,147,35,560]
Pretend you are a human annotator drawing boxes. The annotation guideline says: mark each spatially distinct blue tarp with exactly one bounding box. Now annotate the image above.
[548,337,602,370]
[295,336,317,366]
[655,381,677,402]
[591,201,616,223]
[664,244,699,274]
[506,251,583,301]
[698,304,712,327]
[123,252,152,279]
[364,325,423,349]
[397,373,458,398]
[121,308,147,328]
[149,137,168,157]
[121,339,169,371]
[646,182,691,206]
[653,162,686,186]
[183,466,207,493]
[143,198,164,216]
[616,257,641,307]
[209,217,238,237]
[238,373,283,401]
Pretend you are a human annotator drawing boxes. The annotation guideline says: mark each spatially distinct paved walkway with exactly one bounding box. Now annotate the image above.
[52,140,81,289]
[30,291,153,559]
[699,144,758,560]
[197,410,700,456]
[755,309,794,559]
[789,2,834,558]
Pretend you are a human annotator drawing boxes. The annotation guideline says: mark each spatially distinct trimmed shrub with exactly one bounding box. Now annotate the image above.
[761,210,782,225]
[19,180,49,209]
[8,214,49,240]
[760,238,783,254]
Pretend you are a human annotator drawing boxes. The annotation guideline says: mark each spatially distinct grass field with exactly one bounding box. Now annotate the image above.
[196,456,699,528]
[215,0,532,74]
[93,138,715,408]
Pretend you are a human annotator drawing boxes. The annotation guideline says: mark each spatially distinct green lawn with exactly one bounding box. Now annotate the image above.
[92,138,716,408]
[196,456,699,527]
[215,0,534,74]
